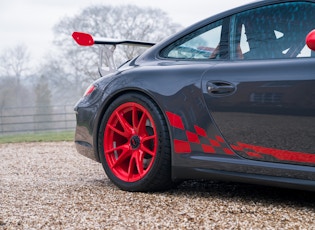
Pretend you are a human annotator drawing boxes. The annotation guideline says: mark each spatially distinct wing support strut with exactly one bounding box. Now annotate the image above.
[72,31,155,73]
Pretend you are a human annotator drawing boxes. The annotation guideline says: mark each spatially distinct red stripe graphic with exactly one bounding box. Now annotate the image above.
[166,111,234,155]
[233,142,315,164]
[166,111,314,164]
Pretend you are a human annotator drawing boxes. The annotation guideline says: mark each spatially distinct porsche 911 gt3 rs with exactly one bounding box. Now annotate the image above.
[73,0,315,191]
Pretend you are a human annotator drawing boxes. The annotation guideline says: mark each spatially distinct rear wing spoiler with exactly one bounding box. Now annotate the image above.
[72,31,156,73]
[72,32,155,47]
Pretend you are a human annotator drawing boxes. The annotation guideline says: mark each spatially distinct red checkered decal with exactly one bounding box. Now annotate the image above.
[166,111,234,155]
[165,111,315,165]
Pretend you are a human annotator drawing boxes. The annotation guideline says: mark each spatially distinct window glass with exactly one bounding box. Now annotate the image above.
[161,20,225,60]
[230,2,315,60]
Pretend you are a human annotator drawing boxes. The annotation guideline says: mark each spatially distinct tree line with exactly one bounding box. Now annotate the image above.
[0,5,181,111]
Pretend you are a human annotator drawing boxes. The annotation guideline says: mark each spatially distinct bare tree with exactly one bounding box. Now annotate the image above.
[38,54,80,105]
[0,44,31,86]
[0,44,33,108]
[52,4,181,95]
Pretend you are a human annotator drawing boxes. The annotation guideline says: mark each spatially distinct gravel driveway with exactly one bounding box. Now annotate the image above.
[1,142,315,229]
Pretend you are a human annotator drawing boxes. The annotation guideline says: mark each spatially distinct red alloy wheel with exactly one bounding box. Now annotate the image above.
[104,102,158,182]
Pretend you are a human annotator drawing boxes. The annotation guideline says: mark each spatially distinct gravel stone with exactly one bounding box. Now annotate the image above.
[1,142,315,229]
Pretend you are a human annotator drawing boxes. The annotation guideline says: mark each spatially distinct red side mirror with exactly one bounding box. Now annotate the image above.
[72,32,94,46]
[306,30,315,51]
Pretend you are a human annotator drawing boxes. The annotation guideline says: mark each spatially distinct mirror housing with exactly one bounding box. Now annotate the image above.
[306,30,315,51]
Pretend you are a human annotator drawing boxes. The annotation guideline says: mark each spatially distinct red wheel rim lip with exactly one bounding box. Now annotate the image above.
[104,102,158,182]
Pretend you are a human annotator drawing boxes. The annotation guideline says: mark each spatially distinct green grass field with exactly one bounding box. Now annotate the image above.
[0,131,75,144]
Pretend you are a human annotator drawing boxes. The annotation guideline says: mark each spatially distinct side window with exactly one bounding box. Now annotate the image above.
[161,19,228,60]
[230,2,315,60]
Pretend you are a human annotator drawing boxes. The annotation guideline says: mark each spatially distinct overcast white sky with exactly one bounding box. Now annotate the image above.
[0,0,254,67]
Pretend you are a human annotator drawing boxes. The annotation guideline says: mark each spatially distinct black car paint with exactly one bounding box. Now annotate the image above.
[74,0,315,190]
[202,58,315,161]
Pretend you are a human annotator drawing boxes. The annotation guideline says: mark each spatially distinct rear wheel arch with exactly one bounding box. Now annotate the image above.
[94,89,168,158]
[95,90,173,191]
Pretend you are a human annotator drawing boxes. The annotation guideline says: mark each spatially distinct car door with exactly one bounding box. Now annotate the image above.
[202,1,315,166]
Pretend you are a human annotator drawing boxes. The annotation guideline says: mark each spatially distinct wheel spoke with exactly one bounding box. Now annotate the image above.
[127,155,136,180]
[107,124,129,138]
[135,150,144,176]
[142,135,156,143]
[106,144,126,154]
[132,104,140,131]
[137,112,148,135]
[141,144,156,157]
[110,144,131,168]
[141,135,157,156]
[115,111,133,136]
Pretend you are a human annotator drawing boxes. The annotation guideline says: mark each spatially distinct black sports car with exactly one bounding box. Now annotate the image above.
[73,0,315,192]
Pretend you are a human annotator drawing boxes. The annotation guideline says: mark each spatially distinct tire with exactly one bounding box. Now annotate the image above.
[98,93,172,192]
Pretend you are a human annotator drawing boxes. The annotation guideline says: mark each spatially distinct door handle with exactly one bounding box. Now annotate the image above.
[207,81,236,95]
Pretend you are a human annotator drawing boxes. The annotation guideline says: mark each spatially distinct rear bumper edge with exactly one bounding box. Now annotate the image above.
[75,141,100,163]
